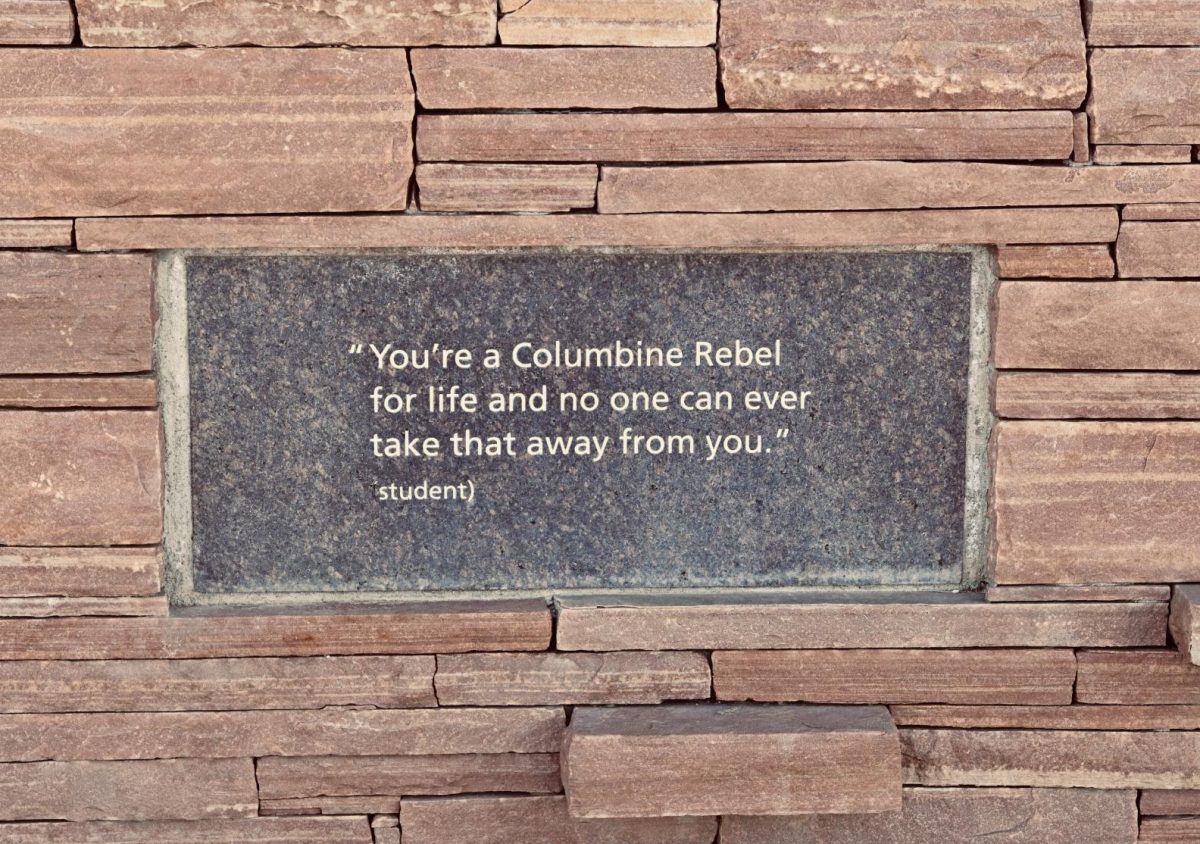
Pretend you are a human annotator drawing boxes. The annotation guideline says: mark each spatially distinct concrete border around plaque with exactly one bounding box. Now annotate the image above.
[156,248,995,607]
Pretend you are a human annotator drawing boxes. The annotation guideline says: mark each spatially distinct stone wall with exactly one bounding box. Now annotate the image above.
[1,0,1200,840]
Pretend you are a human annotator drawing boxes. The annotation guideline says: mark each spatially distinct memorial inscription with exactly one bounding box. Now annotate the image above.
[167,251,990,597]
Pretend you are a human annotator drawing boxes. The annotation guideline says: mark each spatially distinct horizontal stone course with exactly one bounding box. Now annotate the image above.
[0,0,73,43]
[1124,203,1200,221]
[0,219,72,247]
[995,373,1200,419]
[416,164,598,213]
[1092,49,1200,143]
[0,547,161,598]
[1141,789,1200,815]
[1140,817,1200,842]
[1094,144,1194,164]
[891,705,1200,730]
[985,585,1170,602]
[992,422,1200,584]
[1088,0,1200,45]
[0,817,373,843]
[417,112,1074,162]
[995,244,1114,278]
[0,596,167,617]
[1077,649,1200,704]
[0,377,158,409]
[713,649,1075,705]
[497,0,717,46]
[1117,221,1200,276]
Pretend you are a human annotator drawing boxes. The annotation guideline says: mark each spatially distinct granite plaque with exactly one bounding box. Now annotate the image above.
[166,251,990,596]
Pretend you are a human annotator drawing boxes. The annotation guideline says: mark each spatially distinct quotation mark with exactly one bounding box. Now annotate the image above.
[348,343,364,355]
[776,428,790,440]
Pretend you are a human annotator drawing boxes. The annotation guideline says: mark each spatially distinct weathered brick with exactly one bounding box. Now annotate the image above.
[435,651,711,705]
[417,164,598,213]
[1094,144,1194,164]
[713,649,1075,705]
[412,47,715,109]
[417,112,1074,162]
[892,705,1200,730]
[77,0,494,45]
[1117,221,1200,277]
[563,704,900,817]
[0,219,72,247]
[1092,49,1200,143]
[995,244,1114,278]
[0,547,160,598]
[1141,789,1200,815]
[497,0,716,46]
[992,422,1200,584]
[0,49,412,217]
[902,729,1200,788]
[719,0,1085,110]
[0,817,373,843]
[0,377,157,409]
[985,585,1170,602]
[995,373,1200,420]
[1077,649,1200,704]
[1088,0,1200,46]
[721,788,1136,844]
[0,410,161,546]
[0,0,72,43]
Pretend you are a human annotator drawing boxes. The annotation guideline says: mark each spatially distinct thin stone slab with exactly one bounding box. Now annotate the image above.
[0,596,167,617]
[992,422,1200,584]
[719,0,1086,110]
[1118,221,1200,277]
[891,705,1200,731]
[995,245,1114,279]
[1092,49,1200,144]
[77,0,494,45]
[1171,585,1200,665]
[995,373,1200,420]
[713,649,1075,705]
[986,585,1170,602]
[555,593,1167,650]
[0,758,257,821]
[1089,0,1200,45]
[0,708,564,761]
[0,547,161,598]
[0,219,72,247]
[597,162,1200,213]
[1073,111,1090,162]
[0,655,435,712]
[1077,649,1200,704]
[411,48,716,109]
[0,49,412,217]
[1124,203,1200,221]
[901,729,1200,788]
[436,652,711,705]
[416,164,598,213]
[1140,817,1200,842]
[0,818,373,843]
[0,410,161,546]
[0,376,157,409]
[417,111,1074,162]
[497,0,716,46]
[0,0,73,43]
[721,788,1137,844]
[0,253,152,375]
[562,703,900,817]
[1141,789,1200,815]
[400,795,717,844]
[1094,144,1194,164]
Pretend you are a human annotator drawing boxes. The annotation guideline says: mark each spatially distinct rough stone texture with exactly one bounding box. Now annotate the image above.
[1117,221,1200,277]
[597,162,1200,213]
[1077,649,1200,704]
[187,252,972,593]
[0,708,563,761]
[497,0,716,46]
[76,0,494,45]
[1088,0,1200,46]
[0,49,412,217]
[0,601,551,659]
[1073,111,1090,162]
[0,547,161,597]
[562,703,900,817]
[891,705,1200,730]
[719,0,1085,110]
[0,817,373,843]
[901,729,1200,788]
[74,208,1118,251]
[1141,789,1200,815]
[417,111,1074,162]
[713,649,1075,705]
[0,655,434,712]
[0,410,161,546]
[985,585,1171,602]
[261,796,401,815]
[555,594,1167,650]
[995,245,1114,278]
[1170,586,1200,666]
[1092,49,1200,143]
[0,596,167,617]
[995,373,1200,419]
[436,652,712,705]
[1124,203,1200,221]
[0,0,73,43]
[400,795,717,844]
[1093,144,1194,164]
[995,282,1200,369]
[256,753,561,800]
[412,48,716,109]
[0,254,152,375]
[1140,817,1200,842]
[0,219,72,247]
[991,422,1200,584]
[0,758,257,821]
[721,788,1137,844]
[0,377,157,409]
[417,164,598,212]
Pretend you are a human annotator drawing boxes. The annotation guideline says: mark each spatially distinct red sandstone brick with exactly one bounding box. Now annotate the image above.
[1089,1,1200,46]
[986,585,1170,602]
[995,373,1200,420]
[1077,649,1200,704]
[400,795,717,843]
[719,0,1085,110]
[0,655,434,713]
[992,422,1200,584]
[497,0,716,46]
[1171,585,1200,665]
[1141,789,1200,815]
[0,254,152,375]
[1118,221,1200,277]
[1092,49,1200,143]
[995,244,1113,278]
[901,729,1200,788]
[891,705,1200,730]
[417,164,598,213]
[1124,203,1200,221]
[1073,111,1091,162]
[0,817,373,843]
[261,796,396,815]
[721,787,1136,844]
[555,594,1165,650]
[713,649,1075,705]
[0,49,412,217]
[0,547,161,597]
[412,47,715,109]
[1094,144,1194,163]
[0,220,72,247]
[417,112,1074,162]
[1140,817,1200,842]
[563,704,900,817]
[0,758,257,821]
[0,596,166,617]
[0,377,157,409]
[0,0,72,43]
[435,651,711,705]
[0,410,161,546]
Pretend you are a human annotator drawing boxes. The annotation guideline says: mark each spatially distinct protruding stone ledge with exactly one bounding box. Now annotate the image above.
[561,703,900,818]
